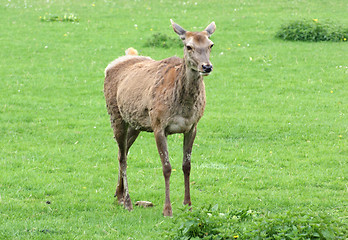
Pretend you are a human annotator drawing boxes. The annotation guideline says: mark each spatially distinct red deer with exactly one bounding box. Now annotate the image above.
[104,20,216,216]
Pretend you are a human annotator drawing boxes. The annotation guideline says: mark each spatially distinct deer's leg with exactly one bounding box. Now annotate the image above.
[182,126,197,206]
[110,110,125,202]
[113,118,133,211]
[114,126,139,207]
[154,130,172,217]
[115,164,124,203]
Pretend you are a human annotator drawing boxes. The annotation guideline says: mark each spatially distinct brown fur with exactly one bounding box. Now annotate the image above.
[104,20,215,216]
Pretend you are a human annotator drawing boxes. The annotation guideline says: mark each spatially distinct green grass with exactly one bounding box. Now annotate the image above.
[0,0,347,239]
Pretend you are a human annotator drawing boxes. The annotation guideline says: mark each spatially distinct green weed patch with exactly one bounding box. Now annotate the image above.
[144,33,183,48]
[276,19,348,42]
[162,206,347,239]
[40,13,79,22]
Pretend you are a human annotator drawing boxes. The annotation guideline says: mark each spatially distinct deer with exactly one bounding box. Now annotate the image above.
[104,19,216,216]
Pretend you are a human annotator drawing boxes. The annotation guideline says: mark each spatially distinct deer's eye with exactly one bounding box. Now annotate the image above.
[186,45,193,51]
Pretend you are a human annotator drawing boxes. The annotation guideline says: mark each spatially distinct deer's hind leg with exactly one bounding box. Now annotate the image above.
[110,108,133,211]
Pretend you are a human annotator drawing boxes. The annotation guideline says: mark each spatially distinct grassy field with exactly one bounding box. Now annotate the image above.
[0,0,347,239]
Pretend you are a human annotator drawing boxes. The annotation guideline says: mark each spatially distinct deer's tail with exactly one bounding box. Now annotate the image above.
[125,47,138,56]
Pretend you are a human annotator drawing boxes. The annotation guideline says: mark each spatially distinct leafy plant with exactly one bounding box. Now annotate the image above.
[40,13,79,22]
[276,19,348,42]
[243,211,347,239]
[162,205,253,239]
[144,32,183,48]
[162,207,347,239]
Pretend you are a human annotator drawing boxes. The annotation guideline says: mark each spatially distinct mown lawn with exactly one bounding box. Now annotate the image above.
[0,0,347,239]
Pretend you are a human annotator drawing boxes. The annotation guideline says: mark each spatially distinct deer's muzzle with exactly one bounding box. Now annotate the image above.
[200,64,213,76]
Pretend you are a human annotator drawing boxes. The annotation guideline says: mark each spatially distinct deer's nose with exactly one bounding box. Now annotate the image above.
[202,64,213,73]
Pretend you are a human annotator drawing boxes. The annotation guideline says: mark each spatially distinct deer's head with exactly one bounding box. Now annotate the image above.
[171,19,216,76]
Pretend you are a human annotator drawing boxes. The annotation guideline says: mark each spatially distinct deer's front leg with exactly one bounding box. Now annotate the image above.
[154,130,172,217]
[183,126,197,206]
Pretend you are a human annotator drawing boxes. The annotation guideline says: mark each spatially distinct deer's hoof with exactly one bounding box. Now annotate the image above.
[163,205,173,217]
[124,194,133,211]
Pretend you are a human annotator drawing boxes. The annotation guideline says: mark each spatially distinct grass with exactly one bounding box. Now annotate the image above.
[0,0,347,239]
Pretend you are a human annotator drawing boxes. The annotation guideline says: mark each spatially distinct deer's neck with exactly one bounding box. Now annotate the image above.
[174,59,204,107]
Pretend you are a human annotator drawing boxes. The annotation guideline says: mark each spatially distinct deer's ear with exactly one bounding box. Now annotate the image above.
[170,19,186,40]
[204,21,216,37]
